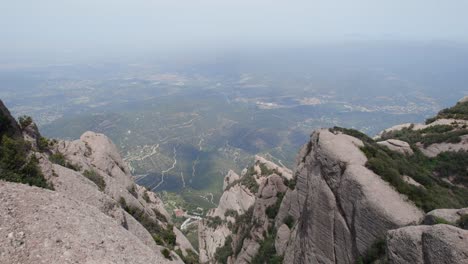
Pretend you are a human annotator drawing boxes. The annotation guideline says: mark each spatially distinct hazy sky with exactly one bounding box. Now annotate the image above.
[1,0,468,59]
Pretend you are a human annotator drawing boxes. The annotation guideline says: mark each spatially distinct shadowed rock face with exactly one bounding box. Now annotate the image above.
[0,99,21,138]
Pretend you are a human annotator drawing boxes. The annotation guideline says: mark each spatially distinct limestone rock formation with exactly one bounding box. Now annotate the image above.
[386,224,468,264]
[198,156,290,264]
[279,129,424,264]
[0,182,180,264]
[424,207,468,225]
[0,100,194,263]
[377,139,414,155]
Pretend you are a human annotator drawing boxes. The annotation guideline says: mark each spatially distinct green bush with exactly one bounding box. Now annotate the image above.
[119,197,176,248]
[83,169,106,191]
[206,216,223,229]
[18,115,33,129]
[215,236,233,264]
[457,214,468,230]
[240,168,259,194]
[265,192,284,219]
[283,214,295,228]
[251,230,283,264]
[0,135,52,189]
[49,152,81,171]
[161,248,172,260]
[38,137,50,152]
[358,238,386,264]
[0,111,14,136]
[225,209,238,218]
[433,101,468,121]
[259,163,273,175]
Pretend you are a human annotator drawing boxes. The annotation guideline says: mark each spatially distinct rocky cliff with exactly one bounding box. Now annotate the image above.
[0,99,196,264]
[199,98,468,264]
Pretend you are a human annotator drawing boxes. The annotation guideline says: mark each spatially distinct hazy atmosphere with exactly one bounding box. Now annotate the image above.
[2,0,468,61]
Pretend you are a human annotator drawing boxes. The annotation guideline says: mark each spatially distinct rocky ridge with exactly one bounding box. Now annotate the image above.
[199,98,468,264]
[0,99,196,264]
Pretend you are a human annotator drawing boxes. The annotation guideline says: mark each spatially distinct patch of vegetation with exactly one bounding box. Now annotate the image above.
[356,238,386,264]
[265,192,285,219]
[284,177,296,190]
[427,101,468,122]
[380,125,468,147]
[224,166,260,194]
[175,248,199,264]
[251,229,283,264]
[224,209,238,218]
[37,137,50,152]
[330,126,375,144]
[457,214,468,230]
[215,235,233,264]
[0,135,52,189]
[18,115,33,129]
[259,163,273,176]
[331,126,468,212]
[432,216,452,225]
[0,111,15,136]
[431,150,468,186]
[362,142,468,212]
[161,248,172,260]
[206,216,223,229]
[283,214,295,229]
[240,167,260,194]
[49,152,81,171]
[119,197,176,248]
[83,169,106,191]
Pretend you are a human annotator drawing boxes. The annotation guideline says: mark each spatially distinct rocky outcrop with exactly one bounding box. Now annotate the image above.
[377,139,414,155]
[198,156,290,263]
[423,208,468,225]
[0,181,180,264]
[278,129,424,264]
[386,224,468,264]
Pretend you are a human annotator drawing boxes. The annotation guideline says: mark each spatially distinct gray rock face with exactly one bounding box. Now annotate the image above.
[275,224,291,256]
[0,181,181,264]
[386,224,468,264]
[279,129,424,264]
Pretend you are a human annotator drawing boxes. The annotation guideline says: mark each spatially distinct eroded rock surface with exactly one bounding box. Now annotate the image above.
[0,182,180,264]
[386,224,468,264]
[279,129,424,264]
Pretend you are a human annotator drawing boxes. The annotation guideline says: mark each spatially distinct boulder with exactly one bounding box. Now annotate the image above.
[377,139,414,155]
[386,224,468,264]
[424,208,468,225]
